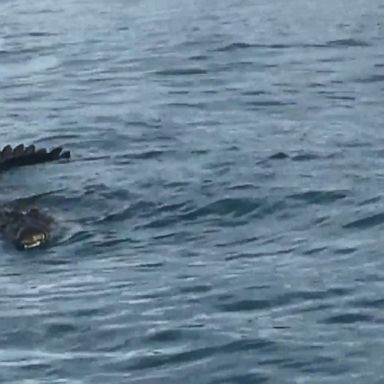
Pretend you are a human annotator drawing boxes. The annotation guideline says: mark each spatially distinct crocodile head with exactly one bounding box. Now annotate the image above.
[0,207,53,250]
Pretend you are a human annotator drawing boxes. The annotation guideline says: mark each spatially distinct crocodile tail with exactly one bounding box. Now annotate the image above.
[0,144,70,170]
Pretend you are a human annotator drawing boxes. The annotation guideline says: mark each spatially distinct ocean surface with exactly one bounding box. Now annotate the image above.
[1,0,384,382]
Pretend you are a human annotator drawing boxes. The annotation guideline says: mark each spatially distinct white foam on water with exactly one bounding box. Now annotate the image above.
[24,55,60,73]
[0,55,60,80]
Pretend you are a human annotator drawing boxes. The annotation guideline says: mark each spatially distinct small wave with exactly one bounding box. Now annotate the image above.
[343,212,384,229]
[166,102,206,109]
[214,39,369,54]
[216,287,352,313]
[326,38,371,48]
[241,90,269,96]
[91,236,140,249]
[116,149,174,162]
[153,68,207,76]
[96,200,156,224]
[145,328,189,343]
[27,31,58,37]
[245,100,295,108]
[178,284,212,294]
[321,313,373,324]
[356,74,384,83]
[288,190,347,204]
[215,42,256,52]
[291,153,322,161]
[228,183,260,191]
[45,320,78,339]
[189,54,209,61]
[138,197,264,230]
[214,42,319,52]
[180,197,262,221]
[268,152,289,160]
[127,338,275,371]
[349,297,384,309]
[224,247,295,261]
[209,372,270,383]
[33,134,81,144]
[217,298,271,312]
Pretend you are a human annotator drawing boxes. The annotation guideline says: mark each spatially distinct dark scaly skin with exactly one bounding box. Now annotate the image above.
[0,144,70,249]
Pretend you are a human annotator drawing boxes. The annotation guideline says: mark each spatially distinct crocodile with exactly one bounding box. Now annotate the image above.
[0,144,70,249]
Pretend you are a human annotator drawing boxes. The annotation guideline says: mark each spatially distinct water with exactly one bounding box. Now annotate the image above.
[1,0,384,382]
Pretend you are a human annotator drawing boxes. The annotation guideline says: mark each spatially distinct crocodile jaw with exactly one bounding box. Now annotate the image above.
[19,232,48,249]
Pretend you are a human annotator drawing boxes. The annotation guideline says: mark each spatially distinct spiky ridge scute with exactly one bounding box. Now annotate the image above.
[0,144,70,170]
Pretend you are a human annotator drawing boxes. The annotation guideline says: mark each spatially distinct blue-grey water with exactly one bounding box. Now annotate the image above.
[1,0,384,382]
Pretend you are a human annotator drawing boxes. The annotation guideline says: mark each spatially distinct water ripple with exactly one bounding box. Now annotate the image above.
[1,0,384,383]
